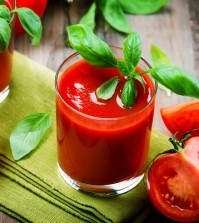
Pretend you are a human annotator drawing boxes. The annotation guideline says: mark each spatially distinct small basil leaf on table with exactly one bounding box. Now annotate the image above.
[121,78,137,108]
[0,17,11,51]
[96,76,119,100]
[12,8,42,45]
[150,44,172,96]
[10,113,51,161]
[99,0,132,34]
[150,44,172,67]
[149,65,199,98]
[67,24,117,67]
[79,2,96,31]
[123,32,142,67]
[119,0,169,15]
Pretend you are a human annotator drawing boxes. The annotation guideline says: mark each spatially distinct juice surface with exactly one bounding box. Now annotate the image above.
[56,60,155,185]
[58,60,152,118]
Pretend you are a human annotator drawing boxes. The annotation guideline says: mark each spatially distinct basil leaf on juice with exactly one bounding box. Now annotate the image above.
[123,32,142,67]
[0,17,11,51]
[96,76,118,100]
[10,113,51,161]
[150,44,172,96]
[121,78,137,108]
[149,65,199,98]
[117,60,135,76]
[12,8,42,45]
[119,0,169,15]
[0,5,11,21]
[99,0,132,34]
[79,2,96,31]
[67,24,117,67]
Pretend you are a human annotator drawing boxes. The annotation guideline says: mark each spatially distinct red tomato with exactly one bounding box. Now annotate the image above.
[147,137,199,222]
[15,0,48,37]
[161,100,199,139]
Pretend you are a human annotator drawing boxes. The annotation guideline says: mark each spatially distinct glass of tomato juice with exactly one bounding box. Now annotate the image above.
[55,47,157,196]
[0,0,16,103]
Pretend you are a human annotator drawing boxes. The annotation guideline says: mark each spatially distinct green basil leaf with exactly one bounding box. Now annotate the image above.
[119,0,169,15]
[67,24,117,67]
[149,65,199,98]
[121,78,137,108]
[133,73,145,92]
[0,0,5,4]
[96,76,118,100]
[0,5,11,21]
[150,44,172,96]
[117,60,135,76]
[150,44,172,67]
[99,0,132,34]
[10,113,51,160]
[123,31,142,66]
[13,8,42,45]
[79,2,96,31]
[0,17,11,51]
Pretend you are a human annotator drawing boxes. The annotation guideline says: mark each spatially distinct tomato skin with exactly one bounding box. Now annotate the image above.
[15,0,48,37]
[160,101,199,140]
[147,152,199,222]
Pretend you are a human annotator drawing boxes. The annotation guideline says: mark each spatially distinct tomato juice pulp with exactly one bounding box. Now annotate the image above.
[56,53,156,188]
[0,0,15,96]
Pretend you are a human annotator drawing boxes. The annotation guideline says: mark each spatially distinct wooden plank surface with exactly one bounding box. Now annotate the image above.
[1,0,199,222]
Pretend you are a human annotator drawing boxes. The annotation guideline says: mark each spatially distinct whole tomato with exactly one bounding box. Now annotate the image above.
[147,135,199,222]
[15,0,48,37]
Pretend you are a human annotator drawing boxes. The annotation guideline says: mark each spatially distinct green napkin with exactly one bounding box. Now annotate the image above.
[0,51,172,223]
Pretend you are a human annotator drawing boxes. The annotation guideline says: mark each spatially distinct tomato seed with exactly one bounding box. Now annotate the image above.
[165,193,169,199]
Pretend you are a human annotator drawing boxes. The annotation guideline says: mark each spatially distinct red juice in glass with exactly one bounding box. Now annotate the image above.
[0,0,16,103]
[55,47,157,196]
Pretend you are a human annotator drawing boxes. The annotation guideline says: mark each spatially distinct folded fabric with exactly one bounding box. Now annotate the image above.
[0,51,173,223]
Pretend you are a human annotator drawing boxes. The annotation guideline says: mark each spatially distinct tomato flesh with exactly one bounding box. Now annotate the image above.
[147,153,199,222]
[160,100,199,139]
[184,137,199,171]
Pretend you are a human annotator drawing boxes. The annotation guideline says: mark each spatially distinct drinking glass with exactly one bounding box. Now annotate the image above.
[55,47,157,196]
[0,0,16,103]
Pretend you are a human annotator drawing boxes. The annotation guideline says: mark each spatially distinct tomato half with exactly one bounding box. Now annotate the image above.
[161,100,199,140]
[15,0,48,37]
[147,152,199,222]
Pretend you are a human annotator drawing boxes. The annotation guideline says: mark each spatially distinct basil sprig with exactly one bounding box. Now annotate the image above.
[75,0,169,34]
[10,113,51,161]
[0,3,42,51]
[67,24,199,108]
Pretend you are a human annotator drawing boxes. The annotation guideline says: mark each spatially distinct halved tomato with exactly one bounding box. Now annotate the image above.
[147,152,199,222]
[160,100,199,140]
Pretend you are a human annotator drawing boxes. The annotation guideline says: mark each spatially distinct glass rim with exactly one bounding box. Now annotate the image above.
[55,47,158,121]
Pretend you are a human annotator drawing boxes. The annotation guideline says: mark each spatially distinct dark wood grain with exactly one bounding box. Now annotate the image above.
[1,0,199,222]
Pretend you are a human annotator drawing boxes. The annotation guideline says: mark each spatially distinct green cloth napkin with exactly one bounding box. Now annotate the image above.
[0,51,173,223]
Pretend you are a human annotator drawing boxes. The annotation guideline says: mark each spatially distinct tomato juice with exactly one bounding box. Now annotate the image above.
[56,49,157,195]
[0,0,16,101]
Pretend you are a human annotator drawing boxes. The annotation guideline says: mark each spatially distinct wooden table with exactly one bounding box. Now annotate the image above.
[1,0,199,222]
